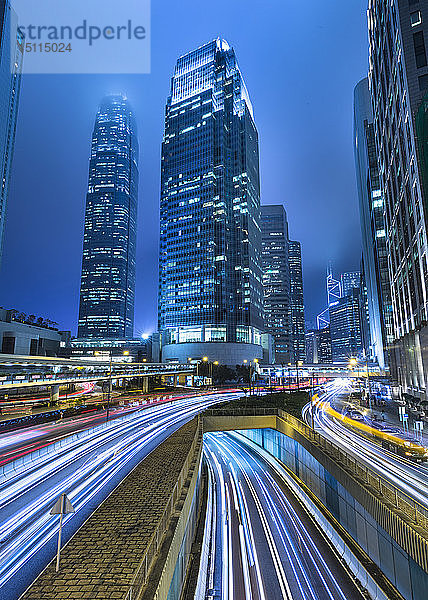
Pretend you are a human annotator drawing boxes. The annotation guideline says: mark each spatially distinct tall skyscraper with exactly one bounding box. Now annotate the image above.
[261,205,292,363]
[0,1,23,268]
[316,266,341,330]
[289,240,305,361]
[158,39,264,364]
[305,327,332,364]
[77,95,138,340]
[330,289,363,362]
[341,271,360,297]
[368,1,428,399]
[354,77,393,370]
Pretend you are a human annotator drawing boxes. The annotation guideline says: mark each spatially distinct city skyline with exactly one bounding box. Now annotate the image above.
[0,0,368,335]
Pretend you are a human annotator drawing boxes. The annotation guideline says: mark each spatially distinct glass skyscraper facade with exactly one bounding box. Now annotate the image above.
[261,205,292,362]
[260,206,305,363]
[0,0,23,268]
[368,0,428,399]
[340,271,360,298]
[289,240,306,361]
[330,289,363,362]
[159,39,264,363]
[354,77,393,370]
[77,95,138,340]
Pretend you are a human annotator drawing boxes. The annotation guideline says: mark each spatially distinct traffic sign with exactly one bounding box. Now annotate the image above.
[50,493,74,515]
[50,493,74,572]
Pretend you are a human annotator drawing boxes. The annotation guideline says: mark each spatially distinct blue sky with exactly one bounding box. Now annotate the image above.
[0,0,369,335]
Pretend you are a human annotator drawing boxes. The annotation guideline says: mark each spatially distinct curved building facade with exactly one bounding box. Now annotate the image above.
[77,95,138,340]
[159,39,264,364]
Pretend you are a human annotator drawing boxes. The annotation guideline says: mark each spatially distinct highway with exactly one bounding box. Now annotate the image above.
[0,391,231,600]
[303,383,428,512]
[0,391,206,466]
[199,431,364,600]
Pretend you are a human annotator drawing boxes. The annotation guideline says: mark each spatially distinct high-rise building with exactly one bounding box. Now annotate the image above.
[316,266,341,329]
[77,95,138,340]
[158,39,264,365]
[368,1,428,399]
[305,327,332,364]
[261,205,292,363]
[354,77,393,370]
[330,289,363,362]
[289,240,305,361]
[341,271,360,297]
[0,1,23,268]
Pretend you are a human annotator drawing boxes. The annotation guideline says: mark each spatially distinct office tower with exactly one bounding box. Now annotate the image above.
[0,1,23,268]
[77,95,138,340]
[158,39,264,365]
[261,205,292,363]
[354,77,393,370]
[289,240,305,361]
[368,1,428,399]
[341,271,360,297]
[330,289,363,362]
[317,266,341,329]
[306,327,332,364]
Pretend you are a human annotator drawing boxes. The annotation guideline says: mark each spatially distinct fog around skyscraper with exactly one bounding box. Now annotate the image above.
[77,95,138,340]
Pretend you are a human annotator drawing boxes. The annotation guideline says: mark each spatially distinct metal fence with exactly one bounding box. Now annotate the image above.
[279,410,428,533]
[125,418,202,600]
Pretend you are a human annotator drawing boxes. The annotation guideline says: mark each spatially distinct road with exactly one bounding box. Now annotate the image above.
[0,391,231,600]
[303,382,428,512]
[199,431,364,600]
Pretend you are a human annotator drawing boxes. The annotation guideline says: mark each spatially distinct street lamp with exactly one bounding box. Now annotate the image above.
[296,360,303,391]
[253,359,259,394]
[95,349,129,422]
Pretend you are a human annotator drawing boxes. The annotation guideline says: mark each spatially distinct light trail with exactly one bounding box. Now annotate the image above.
[303,383,428,508]
[202,431,363,600]
[0,392,233,600]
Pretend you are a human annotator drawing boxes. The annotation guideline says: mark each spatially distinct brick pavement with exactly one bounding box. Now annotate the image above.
[20,419,198,600]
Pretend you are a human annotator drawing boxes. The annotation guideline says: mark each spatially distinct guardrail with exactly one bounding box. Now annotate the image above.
[203,407,278,417]
[125,417,202,600]
[279,410,428,532]
[0,401,177,483]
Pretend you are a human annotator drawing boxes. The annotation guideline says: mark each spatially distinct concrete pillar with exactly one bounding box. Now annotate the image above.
[173,374,178,387]
[142,377,149,393]
[50,384,60,405]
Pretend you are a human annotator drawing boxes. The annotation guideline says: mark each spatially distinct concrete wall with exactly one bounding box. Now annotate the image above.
[0,321,62,356]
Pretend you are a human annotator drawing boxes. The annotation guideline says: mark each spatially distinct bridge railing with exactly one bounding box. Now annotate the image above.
[0,365,195,389]
[279,410,428,532]
[125,417,203,600]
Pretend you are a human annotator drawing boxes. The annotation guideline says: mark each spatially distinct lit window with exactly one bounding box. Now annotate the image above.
[411,11,422,27]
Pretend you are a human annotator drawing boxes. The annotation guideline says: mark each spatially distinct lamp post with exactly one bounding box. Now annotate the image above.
[95,350,129,422]
[296,360,303,391]
[243,359,250,395]
[253,358,259,395]
[349,357,358,404]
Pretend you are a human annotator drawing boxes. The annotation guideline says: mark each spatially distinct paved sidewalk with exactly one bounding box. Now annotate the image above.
[21,418,198,600]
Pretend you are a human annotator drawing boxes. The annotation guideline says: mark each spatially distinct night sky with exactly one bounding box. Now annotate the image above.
[0,0,369,336]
